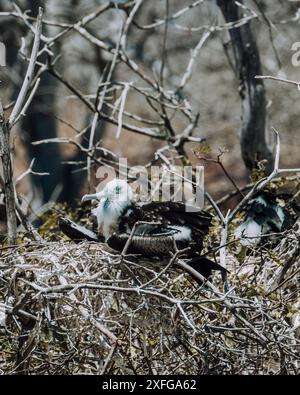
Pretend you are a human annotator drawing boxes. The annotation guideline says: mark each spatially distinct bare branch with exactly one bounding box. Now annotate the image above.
[8,7,43,128]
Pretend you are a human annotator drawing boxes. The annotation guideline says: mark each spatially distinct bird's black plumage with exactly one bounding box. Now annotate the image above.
[235,190,300,246]
[108,201,212,257]
[60,179,226,282]
[107,196,225,281]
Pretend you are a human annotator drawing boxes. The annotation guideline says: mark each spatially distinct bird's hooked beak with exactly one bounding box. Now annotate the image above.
[81,191,105,204]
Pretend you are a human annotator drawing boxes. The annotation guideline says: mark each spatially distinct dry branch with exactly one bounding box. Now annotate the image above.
[8,7,43,128]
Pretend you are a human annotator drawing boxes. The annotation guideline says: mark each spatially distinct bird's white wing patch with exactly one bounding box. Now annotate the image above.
[0,310,6,327]
[235,219,262,246]
[170,225,192,241]
[274,206,285,228]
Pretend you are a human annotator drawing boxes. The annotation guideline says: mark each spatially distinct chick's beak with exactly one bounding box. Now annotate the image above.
[81,192,104,204]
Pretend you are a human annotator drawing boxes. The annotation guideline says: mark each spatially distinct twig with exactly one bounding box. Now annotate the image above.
[255,75,300,89]
[8,7,43,128]
[14,158,49,185]
[115,83,130,139]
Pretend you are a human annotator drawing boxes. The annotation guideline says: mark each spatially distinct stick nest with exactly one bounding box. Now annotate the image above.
[0,231,299,375]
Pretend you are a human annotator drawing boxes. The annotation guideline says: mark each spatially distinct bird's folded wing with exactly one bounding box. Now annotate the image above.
[107,229,188,256]
[132,222,179,237]
[138,201,212,234]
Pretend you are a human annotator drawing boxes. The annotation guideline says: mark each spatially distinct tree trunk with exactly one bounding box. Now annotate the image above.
[0,100,17,244]
[217,0,274,174]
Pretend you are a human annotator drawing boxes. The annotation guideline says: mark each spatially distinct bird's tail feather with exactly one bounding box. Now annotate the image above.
[184,256,228,282]
[58,217,100,242]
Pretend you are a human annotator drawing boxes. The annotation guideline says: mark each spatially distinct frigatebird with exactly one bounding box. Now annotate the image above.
[80,179,226,280]
[234,190,300,246]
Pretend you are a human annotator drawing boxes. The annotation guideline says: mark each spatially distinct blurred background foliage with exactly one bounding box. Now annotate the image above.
[0,0,299,213]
